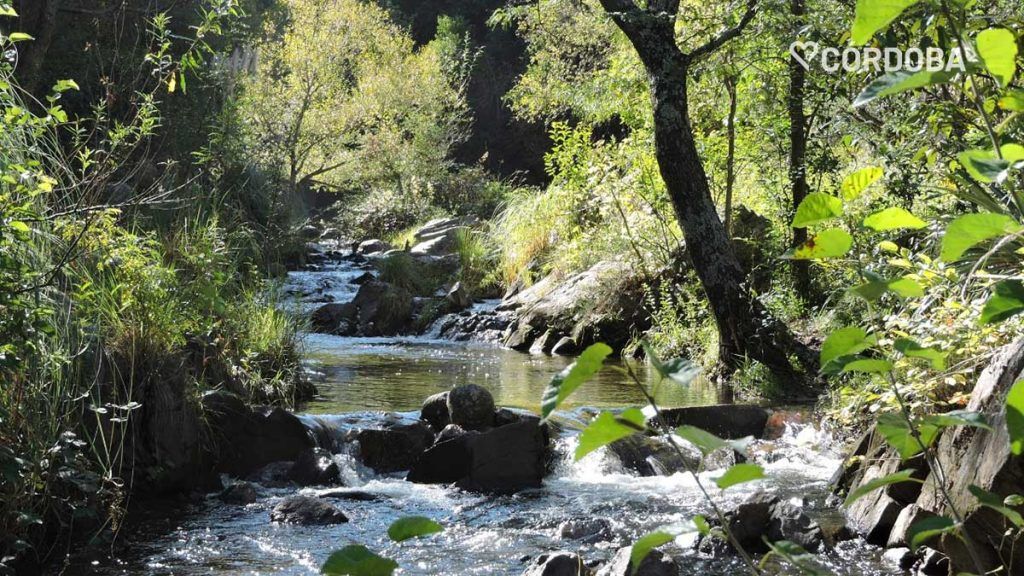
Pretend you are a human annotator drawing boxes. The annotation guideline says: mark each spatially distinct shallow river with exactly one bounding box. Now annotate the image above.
[71,257,900,576]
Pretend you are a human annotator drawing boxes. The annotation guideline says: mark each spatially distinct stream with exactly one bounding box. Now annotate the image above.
[72,254,901,576]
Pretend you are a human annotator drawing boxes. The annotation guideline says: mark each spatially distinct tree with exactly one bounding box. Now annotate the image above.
[593,0,817,386]
[787,0,810,296]
[234,0,466,198]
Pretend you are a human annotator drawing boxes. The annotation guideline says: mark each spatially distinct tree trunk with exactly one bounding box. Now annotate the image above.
[598,0,817,388]
[13,0,60,95]
[723,75,738,237]
[788,0,811,296]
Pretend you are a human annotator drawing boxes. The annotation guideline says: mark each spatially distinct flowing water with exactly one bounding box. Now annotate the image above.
[71,254,900,576]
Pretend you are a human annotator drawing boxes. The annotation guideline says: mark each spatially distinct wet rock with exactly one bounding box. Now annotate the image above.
[883,547,917,570]
[408,216,476,256]
[310,302,351,333]
[714,492,824,554]
[420,392,451,431]
[358,239,391,255]
[270,495,348,525]
[321,489,384,502]
[356,421,434,473]
[550,337,579,356]
[447,384,496,431]
[595,546,677,576]
[523,552,591,576]
[559,518,613,543]
[436,423,468,443]
[446,282,473,312]
[287,448,340,486]
[887,504,936,548]
[248,461,293,488]
[916,547,950,575]
[408,420,549,493]
[218,481,259,505]
[203,391,315,477]
[606,434,700,476]
[654,404,770,439]
[350,271,375,285]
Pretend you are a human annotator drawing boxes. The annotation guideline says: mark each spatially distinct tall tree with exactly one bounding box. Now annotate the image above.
[788,0,811,296]
[593,0,817,386]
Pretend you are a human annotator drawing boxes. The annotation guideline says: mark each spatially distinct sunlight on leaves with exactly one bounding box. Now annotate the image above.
[575,409,646,461]
[387,516,443,542]
[715,463,765,490]
[844,469,921,506]
[540,343,612,421]
[321,545,398,576]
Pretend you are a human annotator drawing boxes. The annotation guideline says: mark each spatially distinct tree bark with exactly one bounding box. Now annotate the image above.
[13,0,60,95]
[724,74,738,237]
[788,0,811,296]
[597,0,817,388]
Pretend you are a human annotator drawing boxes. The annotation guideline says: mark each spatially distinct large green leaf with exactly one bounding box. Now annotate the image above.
[894,339,947,370]
[923,410,991,431]
[387,516,443,542]
[862,207,927,231]
[981,280,1024,325]
[852,275,923,301]
[1000,89,1024,111]
[977,28,1018,87]
[540,343,612,420]
[968,484,1024,527]
[674,425,752,457]
[1006,380,1024,455]
[959,150,1015,183]
[841,359,894,373]
[630,531,675,572]
[940,213,1022,262]
[322,546,398,576]
[575,409,646,461]
[907,516,956,550]
[765,541,832,576]
[714,463,765,490]
[853,69,957,107]
[877,413,939,459]
[791,193,844,228]
[642,341,701,385]
[820,327,877,371]
[787,228,853,260]
[850,0,918,45]
[843,469,921,506]
[841,166,884,200]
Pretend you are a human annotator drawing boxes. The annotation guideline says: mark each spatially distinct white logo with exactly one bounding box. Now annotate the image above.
[789,42,970,73]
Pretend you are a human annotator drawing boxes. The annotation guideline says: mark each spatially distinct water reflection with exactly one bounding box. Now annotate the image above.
[301,333,720,414]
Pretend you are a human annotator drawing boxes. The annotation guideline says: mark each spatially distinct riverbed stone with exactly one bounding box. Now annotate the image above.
[559,518,613,543]
[653,404,770,439]
[447,384,496,430]
[420,392,451,431]
[606,434,700,476]
[917,547,950,576]
[356,421,434,473]
[523,552,590,576]
[270,495,348,525]
[218,481,259,505]
[595,546,677,576]
[203,391,315,477]
[715,492,824,554]
[887,504,935,548]
[446,282,473,311]
[287,448,340,486]
[883,547,917,570]
[358,239,391,255]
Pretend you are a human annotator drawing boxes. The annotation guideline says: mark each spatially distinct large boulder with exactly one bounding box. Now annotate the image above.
[408,216,477,256]
[420,392,451,431]
[606,434,700,476]
[358,239,391,255]
[726,492,824,553]
[407,420,549,493]
[270,495,348,526]
[287,447,341,486]
[595,546,677,576]
[499,261,648,353]
[654,404,770,439]
[356,421,434,473]
[203,391,316,477]
[309,280,414,336]
[559,518,613,543]
[218,481,259,505]
[523,552,591,576]
[447,384,496,430]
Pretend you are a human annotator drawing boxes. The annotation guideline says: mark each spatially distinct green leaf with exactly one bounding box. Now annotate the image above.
[854,69,957,107]
[969,485,1024,527]
[575,409,646,461]
[540,343,612,420]
[981,280,1024,325]
[787,228,853,260]
[674,425,752,457]
[877,413,939,459]
[693,515,710,536]
[850,0,918,45]
[321,545,398,576]
[8,220,30,240]
[958,150,1014,183]
[923,410,991,431]
[791,193,844,228]
[894,339,947,370]
[7,32,33,42]
[907,516,956,550]
[387,516,443,542]
[820,327,876,370]
[1006,380,1024,455]
[630,531,675,572]
[841,359,894,373]
[642,341,700,385]
[886,277,924,298]
[862,207,927,231]
[977,28,1018,87]
[714,463,765,490]
[844,469,921,506]
[765,541,832,576]
[1000,89,1024,111]
[841,166,884,200]
[0,6,18,17]
[52,79,79,93]
[940,213,1023,262]
[852,275,924,301]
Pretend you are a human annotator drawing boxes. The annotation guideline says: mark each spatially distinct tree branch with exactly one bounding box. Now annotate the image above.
[688,0,758,61]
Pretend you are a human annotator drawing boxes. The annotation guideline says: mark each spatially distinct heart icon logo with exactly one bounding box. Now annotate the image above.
[789,40,819,71]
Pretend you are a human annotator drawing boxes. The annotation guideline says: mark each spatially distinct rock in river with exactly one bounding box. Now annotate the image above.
[447,384,496,431]
[595,546,677,576]
[523,552,591,576]
[270,495,348,526]
[287,447,340,486]
[420,391,451,431]
[356,421,434,473]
